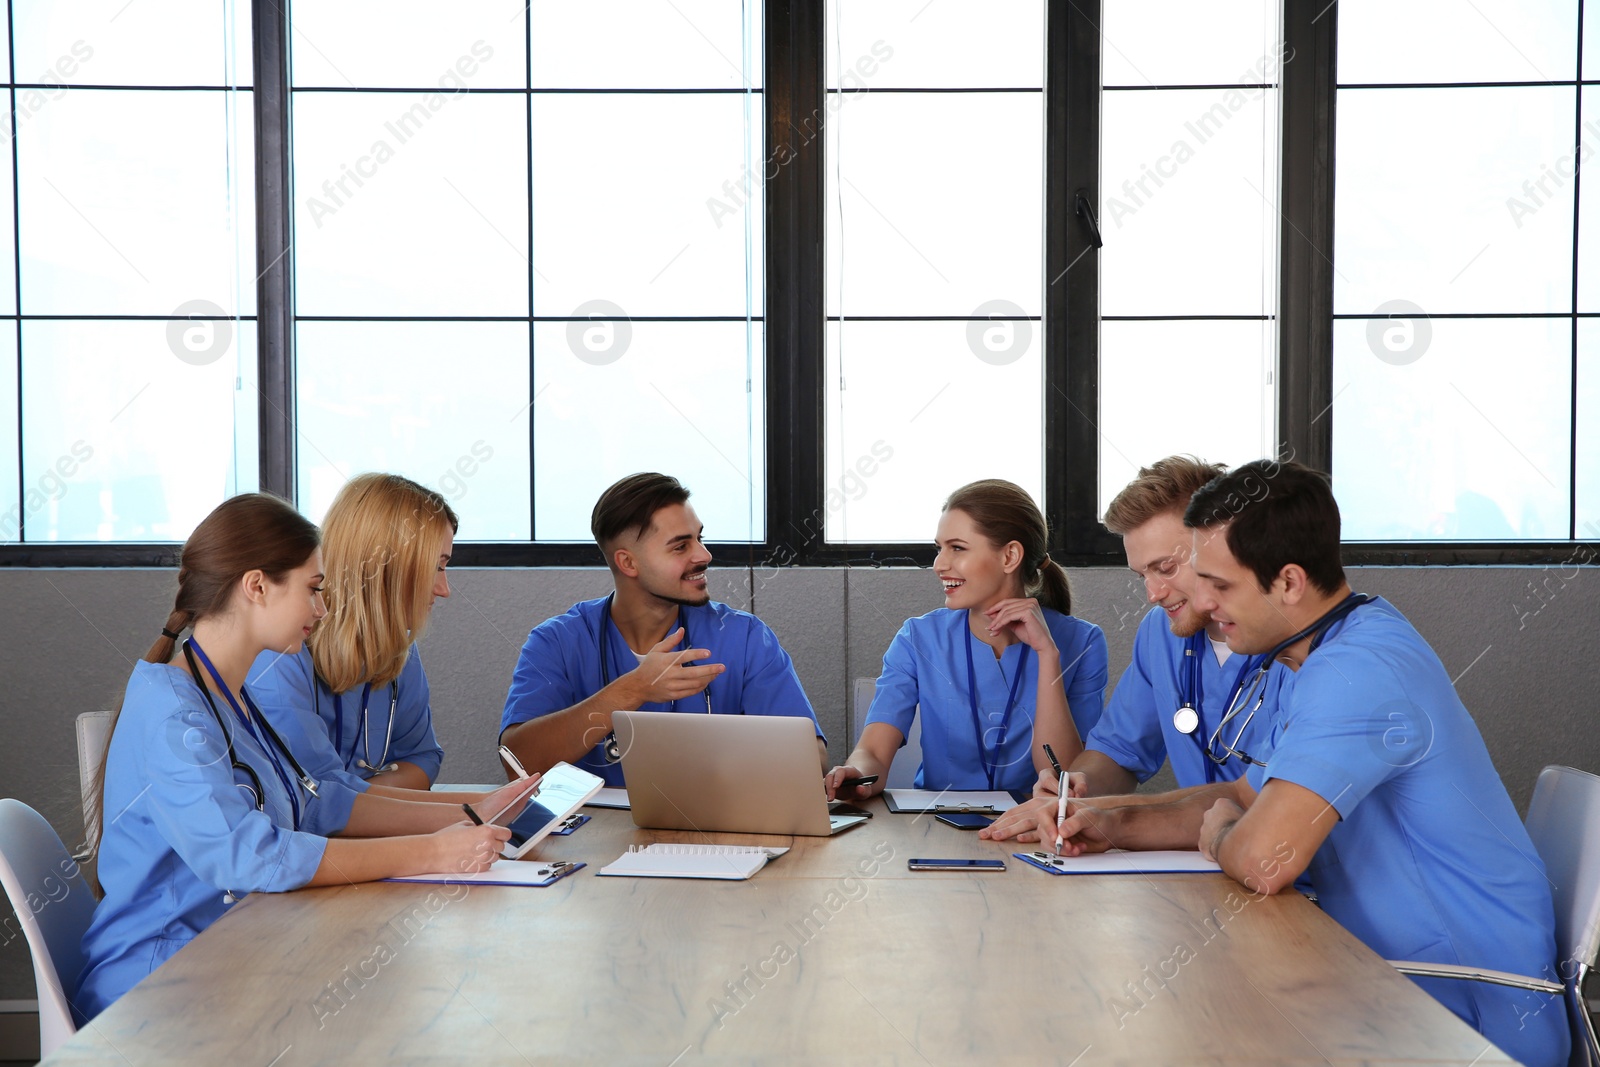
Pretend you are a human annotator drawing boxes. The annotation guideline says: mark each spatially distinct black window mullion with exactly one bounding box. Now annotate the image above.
[1048,0,1116,562]
[765,0,824,566]
[1571,0,1584,541]
[253,0,294,500]
[1278,0,1338,474]
[8,0,21,543]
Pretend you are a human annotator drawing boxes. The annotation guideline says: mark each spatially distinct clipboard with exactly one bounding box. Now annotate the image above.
[548,813,590,836]
[882,789,1028,815]
[1012,851,1222,875]
[385,860,587,887]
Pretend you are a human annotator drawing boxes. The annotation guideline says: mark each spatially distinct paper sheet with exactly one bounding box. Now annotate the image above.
[585,787,631,809]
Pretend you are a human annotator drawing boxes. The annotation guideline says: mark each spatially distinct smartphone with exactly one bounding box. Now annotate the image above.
[935,812,993,830]
[907,858,1007,872]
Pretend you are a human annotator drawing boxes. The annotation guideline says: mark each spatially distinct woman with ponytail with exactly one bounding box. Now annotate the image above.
[76,494,530,1021]
[826,480,1108,798]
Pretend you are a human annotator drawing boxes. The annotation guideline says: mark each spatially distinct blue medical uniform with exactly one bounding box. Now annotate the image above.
[865,608,1108,792]
[500,597,826,786]
[77,660,354,1020]
[1086,605,1287,788]
[1246,597,1567,1067]
[246,645,443,784]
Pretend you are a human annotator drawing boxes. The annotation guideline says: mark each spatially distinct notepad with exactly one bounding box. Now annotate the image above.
[883,789,1019,814]
[597,843,789,880]
[585,787,631,809]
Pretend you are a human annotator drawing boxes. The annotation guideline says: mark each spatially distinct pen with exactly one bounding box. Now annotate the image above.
[1043,743,1064,778]
[498,745,532,780]
[1053,771,1069,853]
[463,803,484,826]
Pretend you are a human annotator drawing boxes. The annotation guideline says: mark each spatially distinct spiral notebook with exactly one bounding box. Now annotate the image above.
[597,843,789,881]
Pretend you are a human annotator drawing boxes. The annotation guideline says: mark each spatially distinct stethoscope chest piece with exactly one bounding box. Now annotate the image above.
[1173,704,1199,735]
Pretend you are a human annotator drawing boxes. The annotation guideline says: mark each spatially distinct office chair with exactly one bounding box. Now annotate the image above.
[0,798,96,1058]
[1389,764,1600,1067]
[852,677,922,789]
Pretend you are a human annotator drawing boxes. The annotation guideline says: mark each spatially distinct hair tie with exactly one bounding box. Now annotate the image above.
[161,627,183,641]
[1038,554,1053,569]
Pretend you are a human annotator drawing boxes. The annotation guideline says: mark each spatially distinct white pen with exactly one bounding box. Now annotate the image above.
[498,745,536,789]
[1053,770,1069,853]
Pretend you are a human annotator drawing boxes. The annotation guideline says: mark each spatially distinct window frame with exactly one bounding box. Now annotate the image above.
[0,0,1593,568]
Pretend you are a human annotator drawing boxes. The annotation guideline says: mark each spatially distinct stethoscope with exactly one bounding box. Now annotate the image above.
[596,593,710,764]
[1173,631,1259,785]
[183,638,320,903]
[1206,593,1373,769]
[324,681,400,777]
[963,620,1031,792]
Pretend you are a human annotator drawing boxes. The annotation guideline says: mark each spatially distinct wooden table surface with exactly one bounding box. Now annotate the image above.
[48,798,1514,1066]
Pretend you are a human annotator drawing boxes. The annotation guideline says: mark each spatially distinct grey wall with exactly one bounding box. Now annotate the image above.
[1,564,1596,999]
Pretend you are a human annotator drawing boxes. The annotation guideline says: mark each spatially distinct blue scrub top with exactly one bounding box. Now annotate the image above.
[1246,597,1568,1067]
[865,607,1108,793]
[500,597,826,786]
[246,644,443,784]
[1086,605,1287,788]
[77,659,353,1021]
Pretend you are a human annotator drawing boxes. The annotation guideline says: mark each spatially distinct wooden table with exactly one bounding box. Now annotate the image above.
[48,799,1513,1065]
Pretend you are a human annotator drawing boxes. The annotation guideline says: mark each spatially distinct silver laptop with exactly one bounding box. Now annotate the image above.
[614,711,870,836]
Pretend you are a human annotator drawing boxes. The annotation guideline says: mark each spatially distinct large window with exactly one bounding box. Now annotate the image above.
[823,1,1044,544]
[1333,0,1588,541]
[1097,0,1279,515]
[0,1,256,544]
[289,0,764,542]
[0,1,1593,564]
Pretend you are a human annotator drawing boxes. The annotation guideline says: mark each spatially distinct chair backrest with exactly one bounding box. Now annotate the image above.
[75,712,114,840]
[851,678,922,790]
[1525,765,1600,975]
[0,799,96,1057]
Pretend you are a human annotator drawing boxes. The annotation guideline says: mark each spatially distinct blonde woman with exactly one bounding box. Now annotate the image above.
[247,473,458,793]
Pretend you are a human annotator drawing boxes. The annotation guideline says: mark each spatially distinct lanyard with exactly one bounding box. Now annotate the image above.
[963,618,1031,792]
[187,638,304,829]
[1182,634,1258,785]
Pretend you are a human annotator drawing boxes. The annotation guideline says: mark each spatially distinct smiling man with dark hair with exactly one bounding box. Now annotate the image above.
[499,472,826,785]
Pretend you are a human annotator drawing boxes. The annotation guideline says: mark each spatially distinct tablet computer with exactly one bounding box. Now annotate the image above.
[489,762,606,860]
